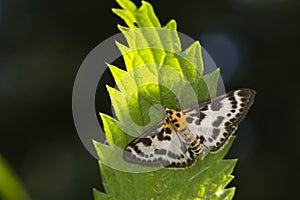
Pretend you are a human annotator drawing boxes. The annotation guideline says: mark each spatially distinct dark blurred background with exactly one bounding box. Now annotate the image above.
[1,0,299,199]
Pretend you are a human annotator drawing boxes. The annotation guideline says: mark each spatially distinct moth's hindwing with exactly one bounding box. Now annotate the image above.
[123,122,195,168]
[184,88,256,152]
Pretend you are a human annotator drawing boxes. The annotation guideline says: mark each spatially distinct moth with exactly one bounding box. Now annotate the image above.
[123,88,256,168]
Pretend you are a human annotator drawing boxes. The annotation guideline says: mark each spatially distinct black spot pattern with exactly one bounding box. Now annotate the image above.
[229,96,235,101]
[231,100,238,105]
[230,118,236,123]
[164,136,171,141]
[200,105,208,111]
[225,121,231,127]
[166,110,173,115]
[132,146,141,154]
[241,98,248,103]
[171,118,178,123]
[157,129,164,141]
[139,138,152,146]
[165,127,172,134]
[200,112,206,120]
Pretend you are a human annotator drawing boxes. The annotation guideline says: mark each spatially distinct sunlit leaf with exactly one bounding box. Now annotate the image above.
[94,0,236,199]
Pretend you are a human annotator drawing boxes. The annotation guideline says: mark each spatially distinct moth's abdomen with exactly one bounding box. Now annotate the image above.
[189,138,203,155]
[179,127,204,156]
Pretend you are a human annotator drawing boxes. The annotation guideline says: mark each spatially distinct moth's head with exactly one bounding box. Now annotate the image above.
[165,108,175,118]
[165,108,182,116]
[164,108,183,130]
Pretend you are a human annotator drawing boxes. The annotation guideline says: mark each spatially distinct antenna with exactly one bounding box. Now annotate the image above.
[137,92,164,113]
[175,74,183,110]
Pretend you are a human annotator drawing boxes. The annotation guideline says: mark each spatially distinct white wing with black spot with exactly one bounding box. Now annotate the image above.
[123,122,195,168]
[184,88,255,152]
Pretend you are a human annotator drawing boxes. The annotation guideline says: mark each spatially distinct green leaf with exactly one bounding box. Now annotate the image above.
[0,154,32,200]
[94,0,236,199]
[94,138,236,199]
